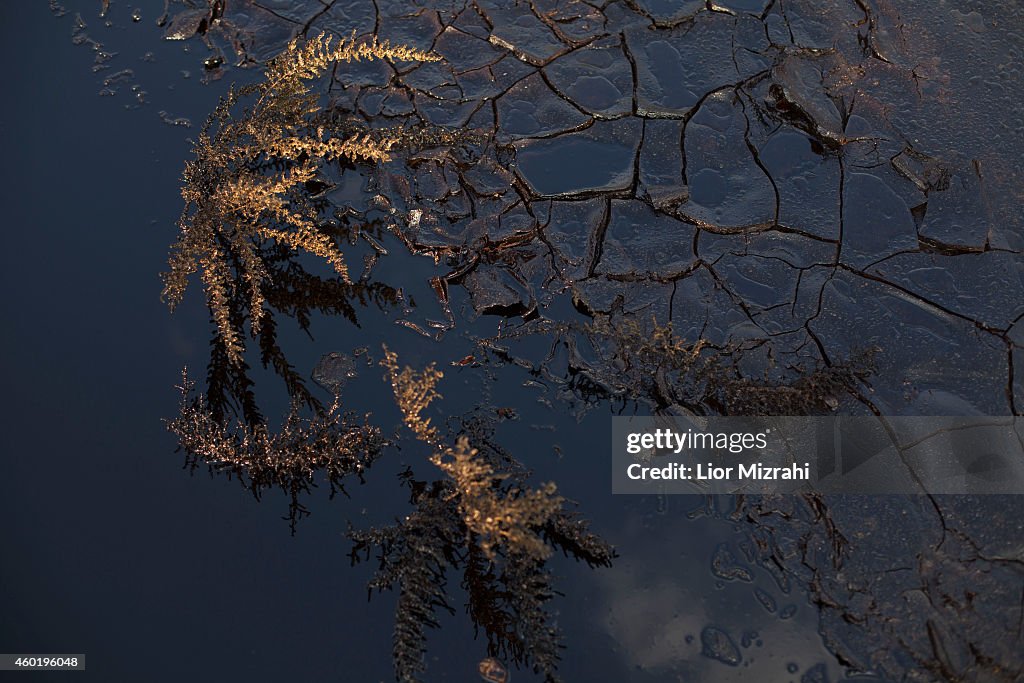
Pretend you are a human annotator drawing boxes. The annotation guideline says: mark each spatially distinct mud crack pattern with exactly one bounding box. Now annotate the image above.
[172,0,1024,419]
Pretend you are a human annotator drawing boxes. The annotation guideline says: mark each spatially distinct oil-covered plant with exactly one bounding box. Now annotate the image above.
[161,31,440,366]
[481,315,874,415]
[198,234,402,427]
[349,348,614,683]
[169,369,384,529]
[162,30,613,683]
[590,316,875,414]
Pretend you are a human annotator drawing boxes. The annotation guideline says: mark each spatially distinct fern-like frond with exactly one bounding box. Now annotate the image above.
[503,556,562,682]
[264,129,404,164]
[161,32,439,365]
[169,371,384,530]
[357,349,615,682]
[267,31,440,86]
[381,345,445,447]
[433,437,562,561]
[350,491,459,683]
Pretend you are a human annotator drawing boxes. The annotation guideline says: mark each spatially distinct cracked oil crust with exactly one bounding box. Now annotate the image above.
[183,0,1023,419]
[735,492,1024,682]
[167,0,1023,680]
